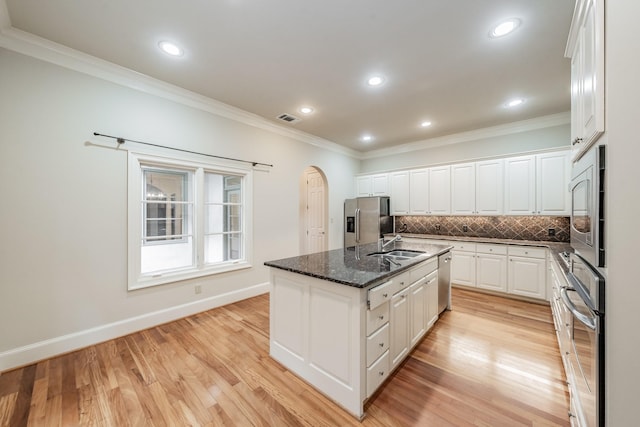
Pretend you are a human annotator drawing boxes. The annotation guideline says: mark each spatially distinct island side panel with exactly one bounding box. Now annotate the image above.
[269,269,367,418]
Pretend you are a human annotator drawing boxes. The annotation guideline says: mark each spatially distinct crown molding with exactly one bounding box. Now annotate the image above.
[360,111,570,160]
[0,26,361,159]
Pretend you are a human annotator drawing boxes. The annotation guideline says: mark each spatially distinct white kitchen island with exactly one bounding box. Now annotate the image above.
[265,241,451,419]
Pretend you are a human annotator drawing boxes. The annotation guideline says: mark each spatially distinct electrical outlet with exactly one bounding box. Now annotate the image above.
[195,285,202,294]
[548,228,556,237]
[463,225,468,232]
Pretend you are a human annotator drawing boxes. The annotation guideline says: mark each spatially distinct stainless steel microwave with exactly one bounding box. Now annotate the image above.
[570,145,605,267]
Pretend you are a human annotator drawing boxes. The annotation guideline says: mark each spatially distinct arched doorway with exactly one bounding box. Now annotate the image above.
[300,166,328,254]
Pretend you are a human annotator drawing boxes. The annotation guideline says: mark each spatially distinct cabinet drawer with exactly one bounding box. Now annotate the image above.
[366,350,390,398]
[476,243,507,255]
[366,323,390,367]
[392,271,411,294]
[452,242,476,252]
[409,257,437,283]
[508,246,546,259]
[366,301,389,335]
[368,280,393,310]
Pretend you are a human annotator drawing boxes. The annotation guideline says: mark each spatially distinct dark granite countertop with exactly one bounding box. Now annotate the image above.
[264,241,453,289]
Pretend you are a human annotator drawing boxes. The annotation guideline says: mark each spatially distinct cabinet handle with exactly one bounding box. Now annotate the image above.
[572,137,583,146]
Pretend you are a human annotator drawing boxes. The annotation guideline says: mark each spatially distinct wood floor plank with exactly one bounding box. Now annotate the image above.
[0,289,571,426]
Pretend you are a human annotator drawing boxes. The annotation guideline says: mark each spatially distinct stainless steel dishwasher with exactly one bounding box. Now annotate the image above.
[438,252,451,313]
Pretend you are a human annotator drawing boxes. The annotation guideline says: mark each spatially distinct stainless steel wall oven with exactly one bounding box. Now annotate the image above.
[569,145,605,267]
[561,250,605,426]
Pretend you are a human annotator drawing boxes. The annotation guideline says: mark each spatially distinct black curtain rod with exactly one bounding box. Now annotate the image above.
[93,132,273,167]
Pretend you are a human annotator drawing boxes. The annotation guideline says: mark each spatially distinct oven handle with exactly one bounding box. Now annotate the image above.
[560,287,597,330]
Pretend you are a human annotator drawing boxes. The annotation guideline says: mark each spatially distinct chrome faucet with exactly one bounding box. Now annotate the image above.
[381,234,402,250]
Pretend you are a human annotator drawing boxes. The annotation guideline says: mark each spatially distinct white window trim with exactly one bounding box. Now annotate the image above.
[128,151,253,290]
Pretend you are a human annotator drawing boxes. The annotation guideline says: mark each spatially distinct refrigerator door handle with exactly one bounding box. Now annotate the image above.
[355,208,360,243]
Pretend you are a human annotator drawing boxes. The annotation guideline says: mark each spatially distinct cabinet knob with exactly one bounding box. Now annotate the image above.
[378,315,385,320]
[379,342,384,347]
[379,371,385,376]
[383,293,388,298]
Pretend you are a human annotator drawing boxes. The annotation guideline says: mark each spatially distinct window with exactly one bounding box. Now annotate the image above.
[128,152,252,289]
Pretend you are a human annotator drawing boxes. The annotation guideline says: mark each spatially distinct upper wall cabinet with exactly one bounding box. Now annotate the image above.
[505,151,570,216]
[390,171,410,215]
[451,160,503,215]
[428,166,451,215]
[536,151,571,215]
[356,173,389,197]
[566,0,604,161]
[394,167,450,215]
[504,155,536,215]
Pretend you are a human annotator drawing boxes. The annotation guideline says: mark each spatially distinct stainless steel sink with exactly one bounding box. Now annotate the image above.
[367,250,425,261]
[385,250,424,258]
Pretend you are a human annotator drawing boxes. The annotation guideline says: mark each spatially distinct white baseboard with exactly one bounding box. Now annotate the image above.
[0,282,270,372]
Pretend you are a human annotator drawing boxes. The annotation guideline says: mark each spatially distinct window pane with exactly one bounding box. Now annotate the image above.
[143,169,190,243]
[204,233,243,264]
[141,236,194,274]
[205,205,242,233]
[205,173,242,203]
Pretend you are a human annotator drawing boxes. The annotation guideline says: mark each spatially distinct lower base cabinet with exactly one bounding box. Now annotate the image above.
[446,240,546,301]
[507,246,547,300]
[390,287,410,370]
[475,244,508,292]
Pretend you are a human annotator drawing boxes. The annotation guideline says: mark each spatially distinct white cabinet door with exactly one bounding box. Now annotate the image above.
[476,159,503,215]
[508,256,547,299]
[504,155,536,215]
[428,166,451,215]
[390,171,410,215]
[568,0,604,160]
[409,281,426,348]
[356,175,372,197]
[356,174,389,197]
[409,168,429,215]
[371,174,390,196]
[537,151,570,215]
[451,162,476,215]
[390,288,410,371]
[425,273,439,330]
[451,251,476,287]
[476,253,508,292]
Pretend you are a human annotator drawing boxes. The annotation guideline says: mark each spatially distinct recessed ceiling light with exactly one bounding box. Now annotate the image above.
[420,121,432,128]
[362,135,373,142]
[505,98,525,108]
[299,106,314,115]
[490,18,521,38]
[367,76,385,86]
[158,41,183,57]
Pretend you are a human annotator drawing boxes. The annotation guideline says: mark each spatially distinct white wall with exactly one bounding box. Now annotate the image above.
[360,124,570,173]
[0,48,359,370]
[604,1,640,425]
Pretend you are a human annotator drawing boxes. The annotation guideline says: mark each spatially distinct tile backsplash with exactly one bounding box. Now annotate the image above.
[394,216,570,242]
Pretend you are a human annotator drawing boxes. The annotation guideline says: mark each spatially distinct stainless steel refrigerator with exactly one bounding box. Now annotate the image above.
[344,197,393,247]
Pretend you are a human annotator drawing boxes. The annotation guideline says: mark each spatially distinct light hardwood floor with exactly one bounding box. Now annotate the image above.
[0,288,570,426]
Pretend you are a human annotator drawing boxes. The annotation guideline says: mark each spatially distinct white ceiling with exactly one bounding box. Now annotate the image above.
[3,0,575,152]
